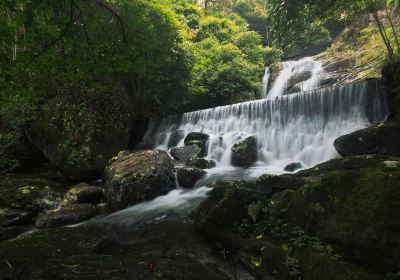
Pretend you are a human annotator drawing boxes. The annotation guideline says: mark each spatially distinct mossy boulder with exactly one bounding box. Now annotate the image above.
[193,156,398,279]
[270,156,400,272]
[29,81,131,181]
[103,150,176,210]
[334,122,400,156]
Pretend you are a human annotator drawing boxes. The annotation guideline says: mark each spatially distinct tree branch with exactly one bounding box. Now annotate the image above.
[92,0,128,46]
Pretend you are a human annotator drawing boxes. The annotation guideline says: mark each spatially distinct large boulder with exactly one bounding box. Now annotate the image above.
[35,204,97,229]
[29,81,131,181]
[271,155,400,271]
[193,156,398,279]
[168,130,185,148]
[170,145,202,162]
[177,167,206,188]
[334,122,400,156]
[231,136,257,167]
[103,150,176,210]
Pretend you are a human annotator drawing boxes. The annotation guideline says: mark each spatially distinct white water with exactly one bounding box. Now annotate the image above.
[265,57,324,99]
[262,67,270,98]
[145,80,388,176]
[97,58,387,227]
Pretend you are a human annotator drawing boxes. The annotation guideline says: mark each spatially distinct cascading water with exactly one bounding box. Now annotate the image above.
[94,58,388,232]
[262,67,270,98]
[145,79,388,176]
[265,57,324,99]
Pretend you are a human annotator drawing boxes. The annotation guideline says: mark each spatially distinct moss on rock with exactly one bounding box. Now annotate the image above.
[29,80,131,181]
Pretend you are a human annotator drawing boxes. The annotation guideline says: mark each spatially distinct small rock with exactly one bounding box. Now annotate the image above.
[177,167,206,188]
[186,156,216,169]
[284,162,303,172]
[35,204,97,229]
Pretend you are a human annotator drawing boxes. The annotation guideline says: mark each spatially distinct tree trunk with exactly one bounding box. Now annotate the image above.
[373,12,394,62]
[385,3,400,52]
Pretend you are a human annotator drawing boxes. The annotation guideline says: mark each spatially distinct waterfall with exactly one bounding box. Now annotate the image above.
[262,67,270,98]
[144,79,388,175]
[266,57,324,99]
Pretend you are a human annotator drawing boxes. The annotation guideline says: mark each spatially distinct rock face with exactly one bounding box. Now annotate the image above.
[334,122,400,156]
[35,204,97,229]
[168,130,185,148]
[29,81,131,181]
[284,162,303,172]
[61,184,103,207]
[103,150,176,210]
[177,167,206,188]
[170,145,202,162]
[193,155,400,279]
[231,136,257,167]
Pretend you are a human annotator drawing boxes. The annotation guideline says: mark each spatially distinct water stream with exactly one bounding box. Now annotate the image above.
[97,57,387,231]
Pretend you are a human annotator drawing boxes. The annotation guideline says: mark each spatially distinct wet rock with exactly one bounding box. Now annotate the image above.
[29,81,131,181]
[286,83,302,94]
[284,162,303,172]
[286,71,312,91]
[61,184,103,207]
[184,132,209,155]
[35,204,97,229]
[184,132,210,144]
[1,209,35,227]
[177,167,206,188]
[170,145,202,162]
[231,136,257,167]
[168,130,185,148]
[103,150,175,210]
[334,122,400,156]
[187,156,216,169]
